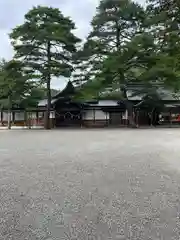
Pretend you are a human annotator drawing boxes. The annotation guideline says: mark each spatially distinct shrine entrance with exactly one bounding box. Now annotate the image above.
[55,101,82,127]
[55,110,82,127]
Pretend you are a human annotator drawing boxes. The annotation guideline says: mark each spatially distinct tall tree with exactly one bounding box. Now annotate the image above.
[146,0,180,91]
[0,59,31,129]
[90,0,144,50]
[10,6,81,129]
[74,0,145,125]
[74,0,144,85]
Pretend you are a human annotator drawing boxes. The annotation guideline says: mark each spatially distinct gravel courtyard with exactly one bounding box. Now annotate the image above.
[0,129,180,239]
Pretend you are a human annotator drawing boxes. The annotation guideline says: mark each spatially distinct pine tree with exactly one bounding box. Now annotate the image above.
[74,0,145,125]
[10,6,81,129]
[74,0,144,84]
[146,0,180,91]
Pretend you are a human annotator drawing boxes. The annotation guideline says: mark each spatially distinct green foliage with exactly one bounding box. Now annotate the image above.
[10,6,80,81]
[146,0,180,91]
[74,0,145,94]
[74,0,180,108]
[10,6,81,128]
[90,0,144,49]
[20,87,46,108]
[0,59,32,109]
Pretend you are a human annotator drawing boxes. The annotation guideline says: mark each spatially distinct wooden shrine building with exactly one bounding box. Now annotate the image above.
[1,81,180,128]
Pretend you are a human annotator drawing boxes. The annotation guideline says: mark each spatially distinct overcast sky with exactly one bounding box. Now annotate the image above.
[0,0,146,89]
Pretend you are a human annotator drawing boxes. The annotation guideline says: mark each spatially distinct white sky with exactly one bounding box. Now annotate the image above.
[0,0,146,89]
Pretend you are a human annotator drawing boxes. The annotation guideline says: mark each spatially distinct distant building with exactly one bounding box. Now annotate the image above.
[1,81,180,128]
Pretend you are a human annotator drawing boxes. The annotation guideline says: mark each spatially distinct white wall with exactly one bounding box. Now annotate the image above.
[0,111,55,122]
[1,111,25,121]
[2,112,12,121]
[83,109,109,120]
[14,112,25,121]
[95,110,109,120]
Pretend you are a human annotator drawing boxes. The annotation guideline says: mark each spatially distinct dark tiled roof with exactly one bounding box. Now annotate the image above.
[127,86,180,101]
[38,81,75,107]
[52,81,75,99]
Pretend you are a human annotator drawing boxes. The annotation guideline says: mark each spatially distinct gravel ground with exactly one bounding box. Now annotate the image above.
[0,129,180,239]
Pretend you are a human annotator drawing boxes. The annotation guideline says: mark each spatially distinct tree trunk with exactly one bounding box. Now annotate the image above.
[115,22,137,127]
[127,102,136,127]
[121,86,136,127]
[150,108,155,126]
[7,95,12,130]
[135,110,139,127]
[170,111,172,127]
[28,112,32,129]
[45,79,51,129]
[0,109,2,126]
[116,24,120,50]
[44,41,51,130]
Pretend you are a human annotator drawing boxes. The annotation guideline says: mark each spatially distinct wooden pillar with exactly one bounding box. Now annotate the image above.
[0,110,3,125]
[28,112,31,129]
[24,111,27,126]
[93,108,95,124]
[120,112,123,125]
[12,111,15,124]
[170,110,172,127]
[136,110,139,127]
[105,111,108,126]
[125,110,128,126]
[43,111,46,129]
[36,111,38,126]
[80,110,83,128]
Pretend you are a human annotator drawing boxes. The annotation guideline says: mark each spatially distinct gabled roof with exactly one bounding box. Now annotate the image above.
[52,81,75,99]
[38,81,75,107]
